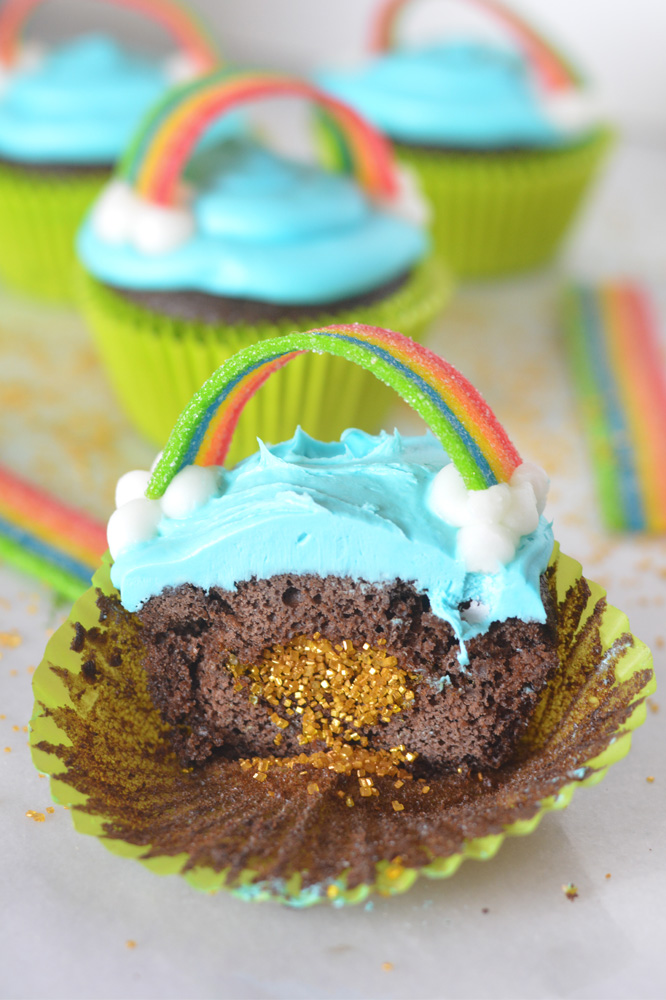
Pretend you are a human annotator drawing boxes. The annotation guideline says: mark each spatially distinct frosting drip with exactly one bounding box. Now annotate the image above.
[110,429,554,657]
[77,139,428,303]
[318,40,564,148]
[0,35,229,164]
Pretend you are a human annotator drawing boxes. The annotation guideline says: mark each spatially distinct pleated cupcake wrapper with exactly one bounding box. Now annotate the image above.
[396,130,612,278]
[77,257,450,463]
[0,162,109,303]
[30,544,654,907]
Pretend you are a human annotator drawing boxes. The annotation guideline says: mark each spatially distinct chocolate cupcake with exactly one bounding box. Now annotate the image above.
[30,324,654,905]
[317,0,611,277]
[75,69,449,463]
[0,0,220,301]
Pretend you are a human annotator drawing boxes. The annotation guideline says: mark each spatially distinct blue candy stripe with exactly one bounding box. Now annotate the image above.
[0,514,95,584]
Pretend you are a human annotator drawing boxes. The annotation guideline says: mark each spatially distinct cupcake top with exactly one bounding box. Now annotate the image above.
[106,324,552,662]
[77,70,429,305]
[318,40,563,149]
[78,137,428,304]
[318,0,589,150]
[0,0,220,165]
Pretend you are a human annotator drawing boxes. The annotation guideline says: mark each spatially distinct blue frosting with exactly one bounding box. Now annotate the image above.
[111,429,554,659]
[77,138,428,304]
[0,35,236,164]
[318,40,562,148]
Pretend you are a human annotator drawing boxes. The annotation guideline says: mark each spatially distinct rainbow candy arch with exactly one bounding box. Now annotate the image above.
[147,324,521,500]
[0,0,219,70]
[370,0,583,92]
[118,68,400,207]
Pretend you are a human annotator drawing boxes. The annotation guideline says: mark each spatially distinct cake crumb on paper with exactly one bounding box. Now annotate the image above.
[648,699,659,714]
[562,883,579,901]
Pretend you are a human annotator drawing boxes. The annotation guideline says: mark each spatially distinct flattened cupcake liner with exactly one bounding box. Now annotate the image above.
[76,257,450,464]
[0,161,109,302]
[396,130,612,278]
[30,543,654,907]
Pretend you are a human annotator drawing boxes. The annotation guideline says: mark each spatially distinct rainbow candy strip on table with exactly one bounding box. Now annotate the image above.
[0,466,107,601]
[564,282,666,532]
[369,0,583,92]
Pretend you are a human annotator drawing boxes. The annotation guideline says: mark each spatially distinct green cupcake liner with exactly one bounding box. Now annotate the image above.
[0,161,109,303]
[396,130,613,278]
[30,544,654,907]
[77,256,451,464]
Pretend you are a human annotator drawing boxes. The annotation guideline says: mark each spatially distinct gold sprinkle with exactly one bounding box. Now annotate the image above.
[0,715,4,720]
[12,725,19,732]
[27,666,35,675]
[46,806,55,814]
[9,670,17,677]
[382,962,394,972]
[391,800,404,812]
[562,883,579,901]
[648,699,659,714]
[420,784,430,794]
[0,630,21,648]
[22,725,27,733]
[307,782,319,795]
[345,796,354,807]
[646,776,655,783]
[3,747,11,753]
[25,810,45,822]
[605,873,611,879]
[126,940,137,950]
[394,780,404,789]
[253,771,267,782]
[326,885,339,899]
[386,865,403,880]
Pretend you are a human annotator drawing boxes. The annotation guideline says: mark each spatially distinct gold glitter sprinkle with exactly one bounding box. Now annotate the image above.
[386,864,403,880]
[0,630,21,648]
[12,725,19,732]
[326,885,339,899]
[126,940,137,950]
[3,747,11,753]
[27,666,35,675]
[22,725,27,733]
[562,883,579,901]
[382,962,394,972]
[0,715,4,719]
[9,670,17,677]
[307,782,319,795]
[345,796,354,807]
[25,810,45,822]
[646,776,655,783]
[391,800,404,812]
[46,806,55,814]
[605,873,612,879]
[420,784,430,794]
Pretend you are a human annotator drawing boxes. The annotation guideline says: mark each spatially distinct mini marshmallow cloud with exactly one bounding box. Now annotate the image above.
[107,462,222,560]
[429,461,549,574]
[543,88,602,135]
[92,180,195,255]
[380,164,431,229]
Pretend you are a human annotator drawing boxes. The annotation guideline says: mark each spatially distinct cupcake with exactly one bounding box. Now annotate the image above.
[30,324,655,906]
[76,68,449,462]
[317,0,611,277]
[0,0,220,302]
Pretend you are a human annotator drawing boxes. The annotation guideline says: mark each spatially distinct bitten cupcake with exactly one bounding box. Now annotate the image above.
[76,69,448,462]
[0,0,220,302]
[30,325,654,906]
[318,0,611,277]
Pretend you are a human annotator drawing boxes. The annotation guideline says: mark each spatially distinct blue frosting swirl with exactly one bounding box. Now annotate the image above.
[77,138,428,303]
[111,429,554,660]
[0,35,235,164]
[318,40,562,148]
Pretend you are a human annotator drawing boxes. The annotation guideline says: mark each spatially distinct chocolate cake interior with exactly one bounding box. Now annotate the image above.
[138,573,559,771]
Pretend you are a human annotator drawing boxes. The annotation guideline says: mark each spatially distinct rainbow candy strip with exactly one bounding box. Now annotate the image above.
[564,283,666,532]
[0,466,107,600]
[0,0,219,70]
[118,68,399,207]
[147,324,521,499]
[370,0,583,92]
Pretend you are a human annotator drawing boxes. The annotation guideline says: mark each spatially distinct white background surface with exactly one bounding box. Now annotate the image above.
[1,2,666,998]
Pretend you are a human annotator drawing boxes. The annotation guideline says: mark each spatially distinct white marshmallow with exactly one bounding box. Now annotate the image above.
[160,465,220,520]
[502,480,540,538]
[383,164,431,228]
[466,481,512,525]
[164,51,201,85]
[458,522,517,574]
[115,469,151,509]
[429,463,470,527]
[510,462,549,515]
[133,200,195,256]
[107,498,161,560]
[91,180,137,245]
[544,89,602,135]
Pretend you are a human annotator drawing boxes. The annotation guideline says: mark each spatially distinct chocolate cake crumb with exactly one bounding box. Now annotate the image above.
[137,574,559,770]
